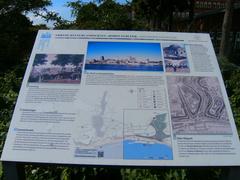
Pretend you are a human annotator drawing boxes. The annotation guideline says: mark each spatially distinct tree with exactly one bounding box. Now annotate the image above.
[187,0,195,31]
[33,54,47,66]
[219,0,235,58]
[51,54,71,67]
[70,55,83,67]
[51,54,83,68]
[131,0,190,31]
[0,0,51,13]
[0,0,51,73]
[67,0,132,30]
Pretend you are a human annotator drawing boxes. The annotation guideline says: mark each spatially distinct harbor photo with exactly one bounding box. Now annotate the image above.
[85,42,163,71]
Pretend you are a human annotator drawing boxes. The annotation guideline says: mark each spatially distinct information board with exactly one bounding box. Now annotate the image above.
[1,30,240,166]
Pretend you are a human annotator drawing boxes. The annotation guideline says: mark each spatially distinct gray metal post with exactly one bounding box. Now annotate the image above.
[227,167,240,180]
[2,161,25,180]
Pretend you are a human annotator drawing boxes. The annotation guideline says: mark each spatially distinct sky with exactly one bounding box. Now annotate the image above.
[27,0,128,26]
[86,42,162,61]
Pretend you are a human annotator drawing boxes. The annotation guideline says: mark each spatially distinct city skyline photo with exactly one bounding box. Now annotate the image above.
[86,41,162,61]
[85,41,163,72]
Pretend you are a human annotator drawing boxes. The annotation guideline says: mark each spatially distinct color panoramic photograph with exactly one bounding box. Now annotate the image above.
[85,42,163,71]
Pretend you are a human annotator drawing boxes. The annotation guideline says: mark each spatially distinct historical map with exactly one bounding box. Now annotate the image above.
[73,89,124,159]
[167,76,232,135]
[73,88,173,160]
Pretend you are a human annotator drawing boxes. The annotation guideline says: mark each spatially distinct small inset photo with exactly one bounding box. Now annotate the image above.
[163,44,190,73]
[28,54,84,84]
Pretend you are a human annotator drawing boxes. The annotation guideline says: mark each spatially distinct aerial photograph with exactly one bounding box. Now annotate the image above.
[167,76,232,135]
[163,43,190,72]
[85,42,163,71]
[28,54,84,84]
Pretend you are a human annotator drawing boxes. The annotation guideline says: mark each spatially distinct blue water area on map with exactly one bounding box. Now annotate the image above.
[123,140,173,160]
[85,64,164,71]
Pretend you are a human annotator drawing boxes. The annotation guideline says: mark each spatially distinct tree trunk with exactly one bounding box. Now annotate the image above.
[131,6,135,21]
[168,0,173,31]
[219,0,234,58]
[168,11,173,31]
[189,0,195,23]
[187,0,195,31]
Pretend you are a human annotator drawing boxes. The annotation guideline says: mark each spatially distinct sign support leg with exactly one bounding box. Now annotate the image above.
[2,161,25,180]
[227,167,240,180]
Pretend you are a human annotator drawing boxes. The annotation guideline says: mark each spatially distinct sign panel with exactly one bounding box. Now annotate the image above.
[1,30,240,166]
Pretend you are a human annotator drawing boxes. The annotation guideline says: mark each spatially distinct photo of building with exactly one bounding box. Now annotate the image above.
[163,44,190,73]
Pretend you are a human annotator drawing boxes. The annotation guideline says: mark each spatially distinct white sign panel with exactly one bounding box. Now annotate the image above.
[1,30,240,166]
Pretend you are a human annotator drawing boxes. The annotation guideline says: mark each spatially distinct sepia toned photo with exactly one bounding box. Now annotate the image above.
[163,44,190,73]
[28,54,84,84]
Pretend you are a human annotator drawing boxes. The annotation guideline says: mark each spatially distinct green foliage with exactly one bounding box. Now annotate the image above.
[0,162,3,180]
[33,10,71,28]
[0,0,51,14]
[25,166,122,180]
[0,0,50,73]
[226,70,240,134]
[0,1,66,179]
[24,167,224,180]
[132,0,190,30]
[67,0,134,30]
[0,65,26,155]
[0,12,33,72]
[122,168,159,180]
[121,168,221,180]
[25,166,66,180]
[219,57,240,134]
[0,62,27,180]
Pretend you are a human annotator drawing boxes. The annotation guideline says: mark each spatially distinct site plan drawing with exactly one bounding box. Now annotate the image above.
[1,30,240,166]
